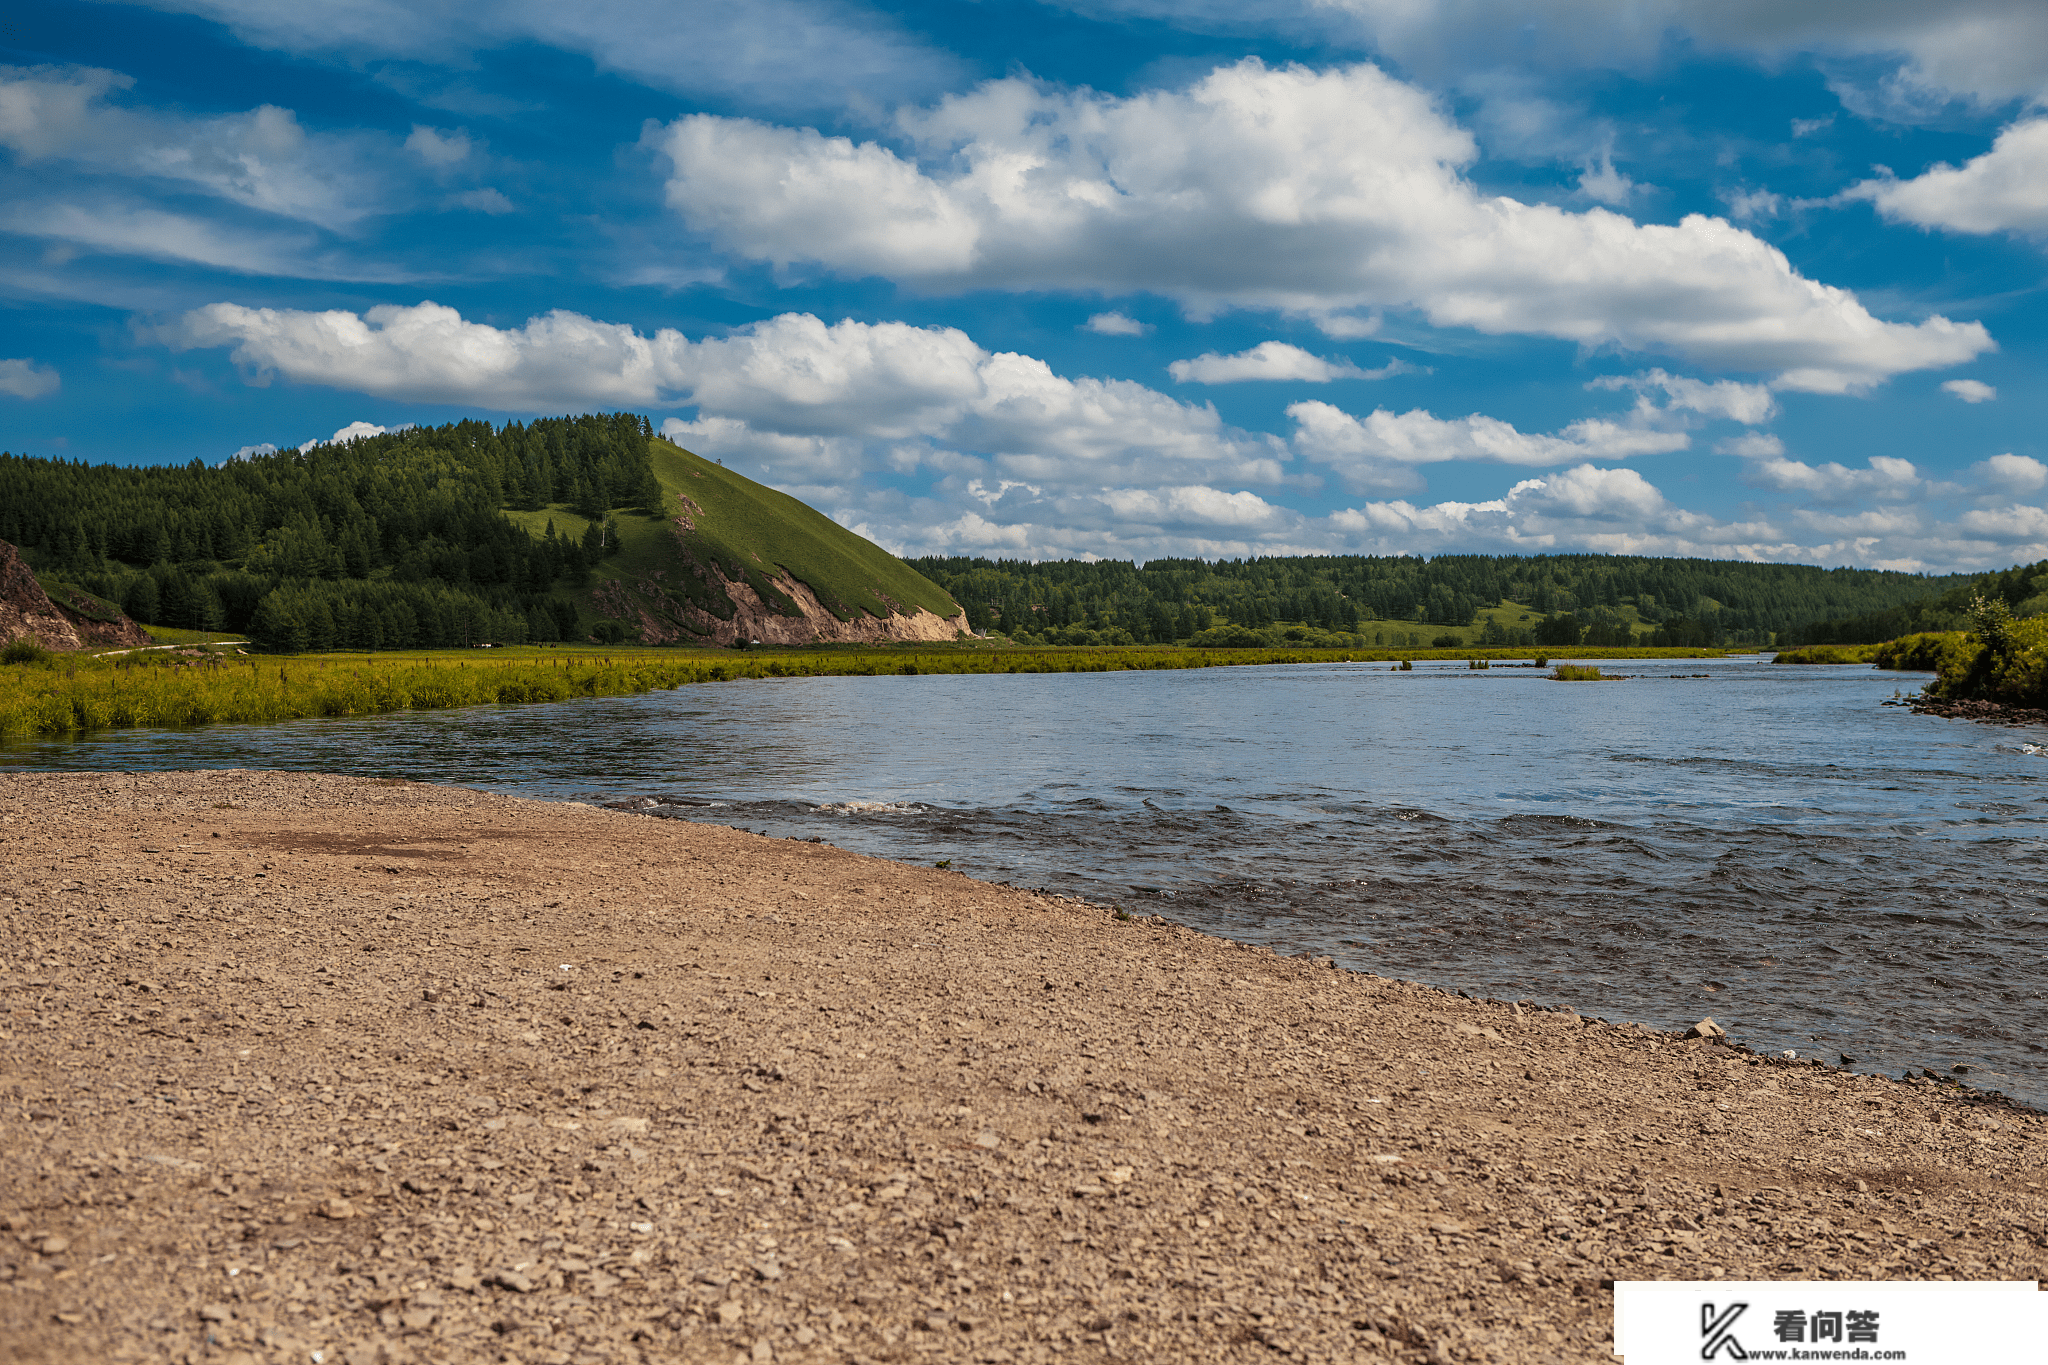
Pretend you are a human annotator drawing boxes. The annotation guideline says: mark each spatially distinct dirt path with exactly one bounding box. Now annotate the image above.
[0,770,2041,1365]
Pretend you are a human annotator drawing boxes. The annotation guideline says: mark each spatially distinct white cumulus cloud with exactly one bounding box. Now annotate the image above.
[1744,455,1926,503]
[1846,118,2048,238]
[1973,453,2047,494]
[0,358,60,398]
[649,59,1989,390]
[1941,378,1997,403]
[1287,400,1689,492]
[1169,341,1413,383]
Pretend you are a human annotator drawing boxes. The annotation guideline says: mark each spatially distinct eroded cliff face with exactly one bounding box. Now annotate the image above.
[0,540,155,650]
[0,539,85,649]
[593,561,967,647]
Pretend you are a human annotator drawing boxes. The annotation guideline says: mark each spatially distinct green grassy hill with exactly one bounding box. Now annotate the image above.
[505,437,961,645]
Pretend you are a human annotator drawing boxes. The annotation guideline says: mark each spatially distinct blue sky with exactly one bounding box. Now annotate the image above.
[5,1,2048,571]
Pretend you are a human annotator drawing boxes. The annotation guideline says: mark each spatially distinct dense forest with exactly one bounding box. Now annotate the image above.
[0,414,665,650]
[0,409,2025,653]
[1790,558,2048,645]
[909,554,1976,648]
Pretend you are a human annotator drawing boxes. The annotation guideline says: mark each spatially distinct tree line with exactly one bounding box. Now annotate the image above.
[909,554,1973,647]
[1792,558,2048,644]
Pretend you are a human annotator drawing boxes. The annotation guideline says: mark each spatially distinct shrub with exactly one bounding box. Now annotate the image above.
[1550,664,1605,680]
[3,637,53,665]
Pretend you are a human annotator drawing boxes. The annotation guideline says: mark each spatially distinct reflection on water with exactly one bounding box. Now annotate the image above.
[7,656,2046,1105]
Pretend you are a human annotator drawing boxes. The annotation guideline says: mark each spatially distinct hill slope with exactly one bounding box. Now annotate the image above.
[507,437,964,645]
[1,417,962,650]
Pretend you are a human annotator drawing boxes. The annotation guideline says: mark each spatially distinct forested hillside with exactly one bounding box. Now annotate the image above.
[911,554,1972,648]
[0,413,958,651]
[1791,557,2048,645]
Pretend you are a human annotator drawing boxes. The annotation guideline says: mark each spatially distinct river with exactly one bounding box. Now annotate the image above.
[7,655,2045,1106]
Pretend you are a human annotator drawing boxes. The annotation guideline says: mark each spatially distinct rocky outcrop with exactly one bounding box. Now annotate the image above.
[0,539,152,649]
[595,561,968,647]
[1908,694,2048,728]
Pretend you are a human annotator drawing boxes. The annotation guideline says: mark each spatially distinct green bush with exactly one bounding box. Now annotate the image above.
[3,637,53,665]
[1550,664,1605,681]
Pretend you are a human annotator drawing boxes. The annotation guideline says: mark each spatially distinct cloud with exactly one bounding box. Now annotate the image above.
[1973,453,2047,494]
[172,299,689,409]
[1588,368,1779,424]
[1715,432,1784,457]
[0,200,422,281]
[449,187,514,214]
[305,420,407,447]
[224,441,276,462]
[1941,378,1997,403]
[404,126,472,168]
[0,358,60,398]
[1168,341,1413,383]
[0,64,392,229]
[651,59,1991,389]
[124,0,963,114]
[1575,150,1636,206]
[1084,312,1150,336]
[1720,187,1782,222]
[1956,504,2048,542]
[1286,399,1688,492]
[1744,454,1926,503]
[1846,118,2048,239]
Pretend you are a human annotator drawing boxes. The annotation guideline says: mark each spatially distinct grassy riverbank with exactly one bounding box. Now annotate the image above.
[0,641,1735,739]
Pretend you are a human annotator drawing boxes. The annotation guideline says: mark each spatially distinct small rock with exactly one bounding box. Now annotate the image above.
[972,1130,1000,1149]
[751,1340,775,1363]
[606,1116,651,1135]
[1685,1018,1728,1041]
[400,1308,435,1330]
[447,1265,480,1291]
[751,1259,783,1280]
[51,1311,84,1326]
[316,1197,358,1220]
[198,1303,233,1322]
[487,1269,535,1294]
[717,1300,745,1327]
[37,1236,70,1256]
[1104,1166,1134,1185]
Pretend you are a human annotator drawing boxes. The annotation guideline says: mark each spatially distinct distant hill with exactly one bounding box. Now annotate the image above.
[0,416,962,650]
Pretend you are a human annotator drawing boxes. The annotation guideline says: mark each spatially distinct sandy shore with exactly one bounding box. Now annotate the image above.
[0,771,2041,1365]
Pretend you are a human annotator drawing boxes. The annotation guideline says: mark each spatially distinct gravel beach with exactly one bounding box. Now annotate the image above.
[1,770,2041,1365]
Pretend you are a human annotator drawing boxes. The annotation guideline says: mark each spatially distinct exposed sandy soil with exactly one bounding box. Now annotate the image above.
[0,539,152,652]
[1,770,2041,1365]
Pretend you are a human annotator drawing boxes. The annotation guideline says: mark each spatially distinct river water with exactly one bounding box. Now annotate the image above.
[7,656,2046,1106]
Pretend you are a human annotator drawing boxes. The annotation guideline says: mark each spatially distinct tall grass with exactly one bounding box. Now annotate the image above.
[0,642,1729,740]
[1549,664,1606,680]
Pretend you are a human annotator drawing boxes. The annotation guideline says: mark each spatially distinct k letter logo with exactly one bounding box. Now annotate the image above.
[1700,1302,1748,1360]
